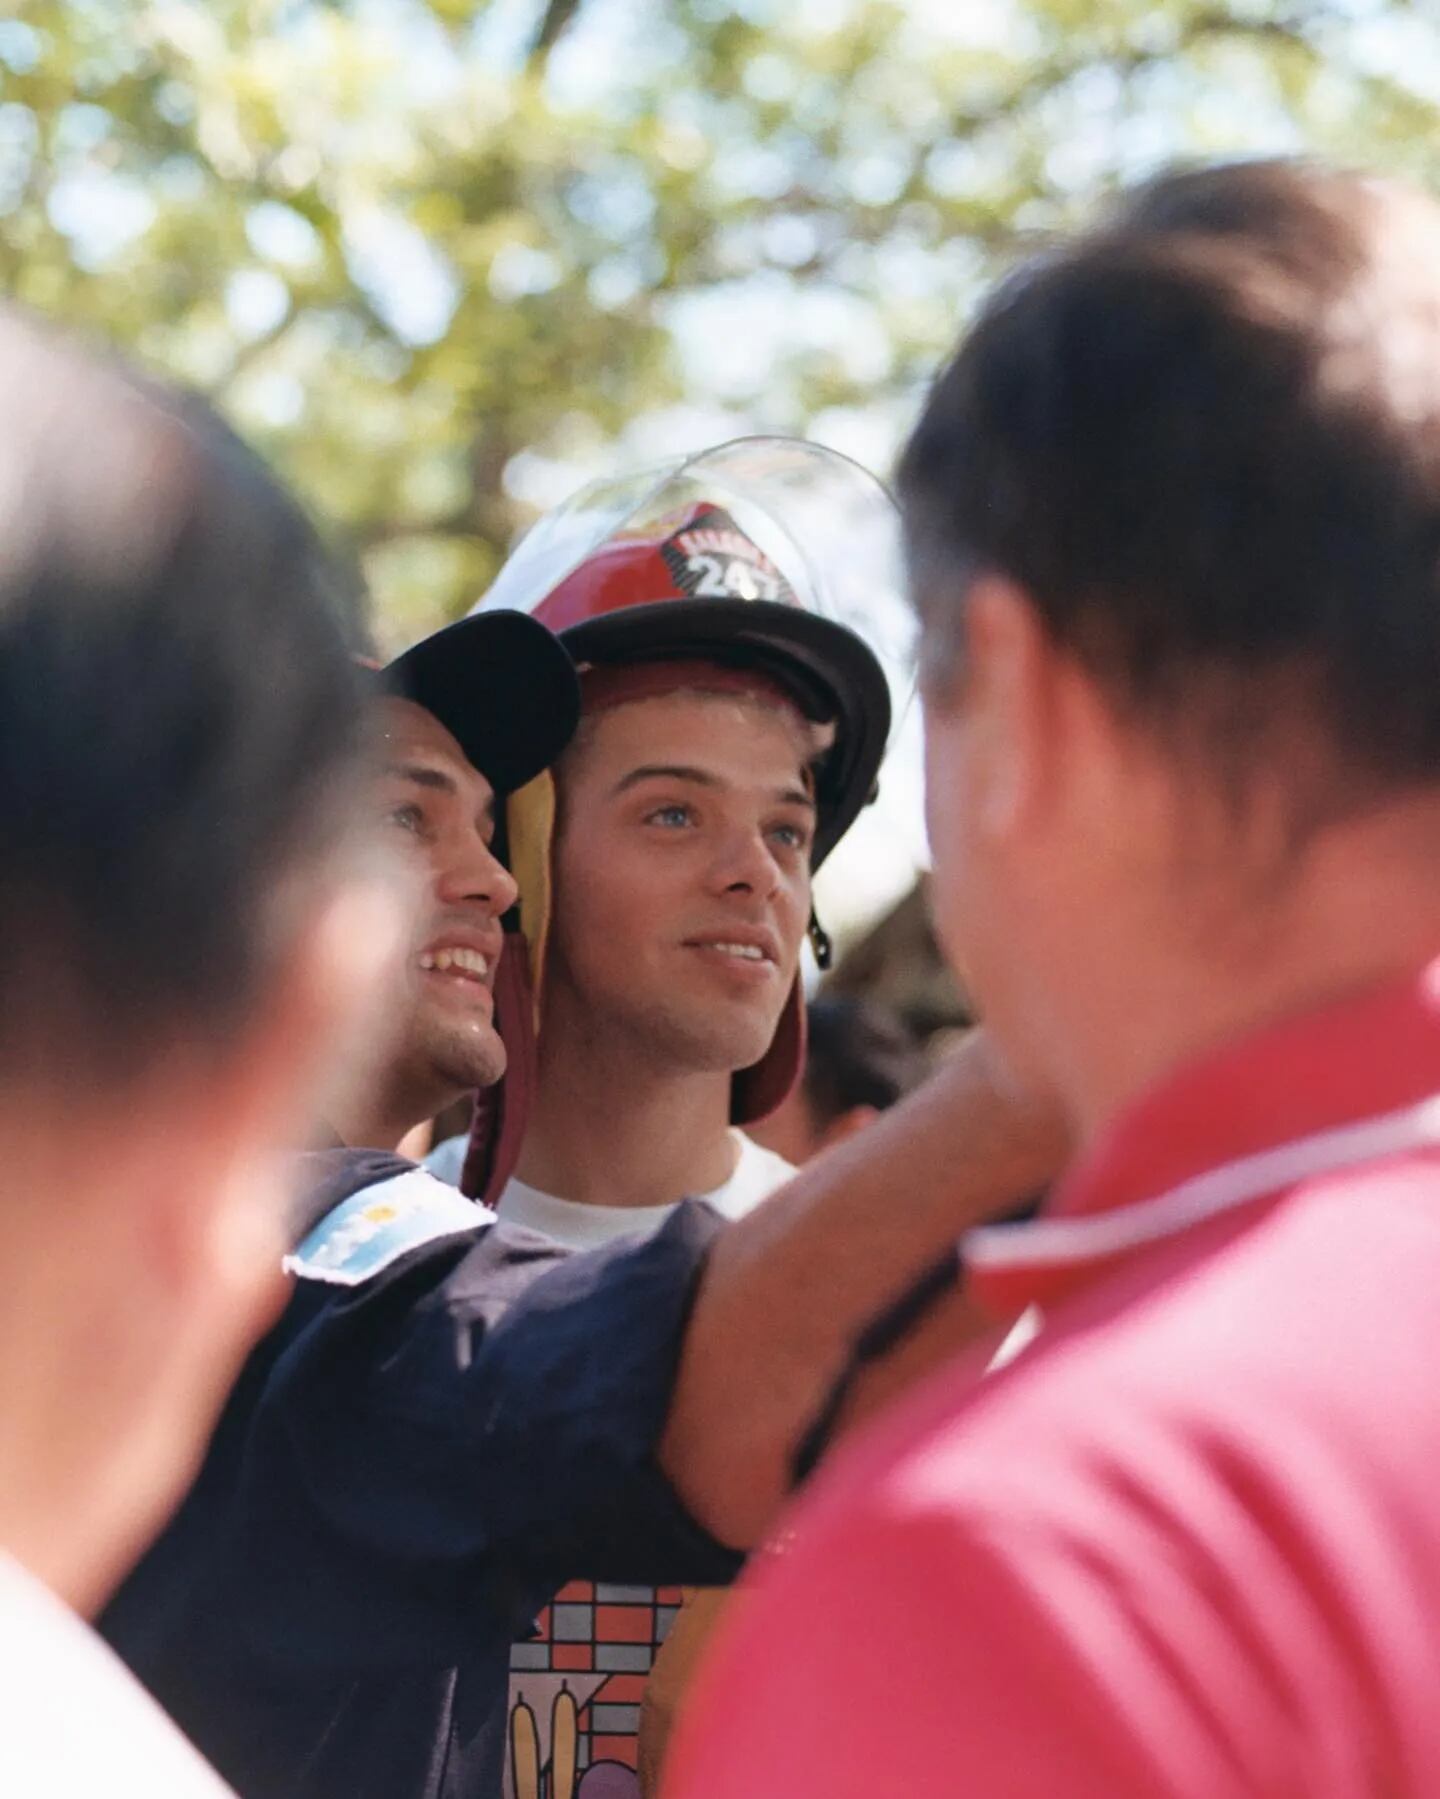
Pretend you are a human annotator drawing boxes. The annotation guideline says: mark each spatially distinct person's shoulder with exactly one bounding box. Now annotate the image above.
[817,1155,1440,1556]
[674,1164,1440,1798]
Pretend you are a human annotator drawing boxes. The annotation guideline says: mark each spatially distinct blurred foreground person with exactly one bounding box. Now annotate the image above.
[748,996,929,1166]
[669,159,1440,1798]
[105,454,1064,1795]
[0,312,396,1793]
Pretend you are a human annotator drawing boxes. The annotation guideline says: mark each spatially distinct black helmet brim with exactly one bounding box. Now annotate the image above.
[561,599,890,868]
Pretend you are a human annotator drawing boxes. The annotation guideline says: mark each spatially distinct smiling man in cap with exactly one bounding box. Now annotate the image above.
[334,609,581,1167]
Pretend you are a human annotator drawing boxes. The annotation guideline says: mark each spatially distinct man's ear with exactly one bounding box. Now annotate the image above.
[961,574,1062,842]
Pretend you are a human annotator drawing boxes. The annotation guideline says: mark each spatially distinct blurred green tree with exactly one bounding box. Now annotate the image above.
[3,0,1437,643]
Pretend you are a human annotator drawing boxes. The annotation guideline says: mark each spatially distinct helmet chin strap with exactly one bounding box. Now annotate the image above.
[808,908,833,972]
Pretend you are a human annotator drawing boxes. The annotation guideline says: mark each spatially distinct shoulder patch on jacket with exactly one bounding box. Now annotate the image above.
[285,1168,495,1287]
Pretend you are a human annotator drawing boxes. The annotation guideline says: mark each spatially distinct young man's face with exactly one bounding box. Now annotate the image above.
[549,689,815,1074]
[372,698,518,1097]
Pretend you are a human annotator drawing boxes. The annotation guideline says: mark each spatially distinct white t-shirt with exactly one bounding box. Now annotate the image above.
[427,1128,794,1249]
[0,1551,234,1796]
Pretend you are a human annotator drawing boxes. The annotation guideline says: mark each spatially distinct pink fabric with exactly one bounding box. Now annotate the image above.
[668,953,1440,1798]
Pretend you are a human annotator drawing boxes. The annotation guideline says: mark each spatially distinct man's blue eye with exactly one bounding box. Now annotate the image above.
[648,804,692,828]
[387,803,425,835]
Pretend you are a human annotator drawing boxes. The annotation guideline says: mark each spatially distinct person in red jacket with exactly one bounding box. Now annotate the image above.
[667,158,1440,1798]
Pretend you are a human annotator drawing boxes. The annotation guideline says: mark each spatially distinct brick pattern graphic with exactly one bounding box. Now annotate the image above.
[506,1581,687,1799]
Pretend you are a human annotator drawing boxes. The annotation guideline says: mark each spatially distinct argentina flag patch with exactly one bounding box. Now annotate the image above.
[285,1167,495,1287]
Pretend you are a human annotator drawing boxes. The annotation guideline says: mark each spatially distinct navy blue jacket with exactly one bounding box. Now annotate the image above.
[103,1150,739,1798]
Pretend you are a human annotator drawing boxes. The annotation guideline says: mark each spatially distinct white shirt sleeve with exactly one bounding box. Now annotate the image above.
[0,1553,236,1797]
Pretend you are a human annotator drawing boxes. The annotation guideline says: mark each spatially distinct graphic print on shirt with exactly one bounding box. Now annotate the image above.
[496,1133,795,1798]
[507,1581,685,1799]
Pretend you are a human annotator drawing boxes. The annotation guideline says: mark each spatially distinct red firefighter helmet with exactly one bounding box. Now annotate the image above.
[476,437,908,868]
[529,500,888,868]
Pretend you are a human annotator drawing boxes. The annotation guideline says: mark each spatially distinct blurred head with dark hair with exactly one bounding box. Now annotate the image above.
[750,997,927,1164]
[0,309,403,1614]
[900,159,1440,1132]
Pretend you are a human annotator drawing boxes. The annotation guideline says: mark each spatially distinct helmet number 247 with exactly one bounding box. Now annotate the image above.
[684,551,784,603]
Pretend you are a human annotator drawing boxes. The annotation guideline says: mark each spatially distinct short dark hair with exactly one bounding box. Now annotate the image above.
[0,309,370,1078]
[899,158,1440,796]
[802,998,927,1127]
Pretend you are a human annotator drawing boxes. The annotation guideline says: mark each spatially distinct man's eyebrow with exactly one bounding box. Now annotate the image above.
[384,760,497,833]
[612,764,817,811]
[611,763,721,797]
[384,761,457,794]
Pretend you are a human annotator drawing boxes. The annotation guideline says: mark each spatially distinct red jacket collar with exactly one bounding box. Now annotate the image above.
[966,955,1440,1316]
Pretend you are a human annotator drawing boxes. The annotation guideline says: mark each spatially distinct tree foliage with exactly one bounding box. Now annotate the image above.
[4,0,1438,644]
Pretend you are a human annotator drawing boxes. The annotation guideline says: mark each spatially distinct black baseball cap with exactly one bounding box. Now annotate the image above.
[377,610,580,795]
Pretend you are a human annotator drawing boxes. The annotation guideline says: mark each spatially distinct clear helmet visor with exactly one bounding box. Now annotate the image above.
[471,436,915,727]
